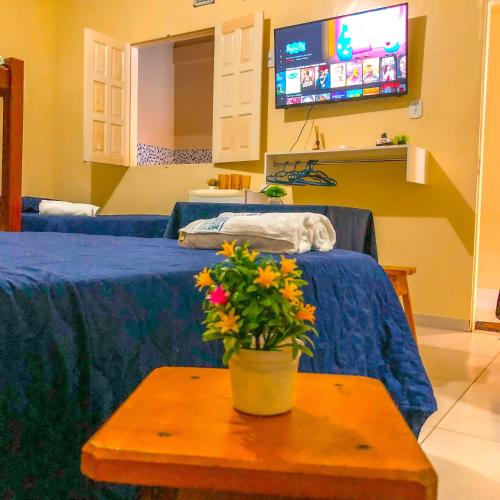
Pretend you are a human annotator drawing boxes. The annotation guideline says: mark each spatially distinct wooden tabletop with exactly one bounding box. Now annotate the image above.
[82,367,436,499]
[382,265,417,276]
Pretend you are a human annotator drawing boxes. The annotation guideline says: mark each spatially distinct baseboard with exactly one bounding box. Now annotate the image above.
[415,313,471,332]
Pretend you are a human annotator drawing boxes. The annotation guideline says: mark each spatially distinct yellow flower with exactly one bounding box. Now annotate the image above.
[280,281,302,303]
[215,309,240,334]
[194,267,215,289]
[254,265,281,288]
[244,249,260,262]
[295,304,316,323]
[217,240,236,258]
[280,256,298,275]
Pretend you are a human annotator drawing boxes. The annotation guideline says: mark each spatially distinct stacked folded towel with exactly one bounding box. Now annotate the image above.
[39,200,100,217]
[179,212,336,254]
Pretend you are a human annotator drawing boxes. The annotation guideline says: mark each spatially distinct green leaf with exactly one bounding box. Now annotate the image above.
[298,344,314,357]
[202,332,224,341]
[242,300,260,318]
[223,347,235,365]
[298,334,315,346]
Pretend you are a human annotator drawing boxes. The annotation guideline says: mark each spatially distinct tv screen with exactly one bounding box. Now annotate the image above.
[274,3,408,108]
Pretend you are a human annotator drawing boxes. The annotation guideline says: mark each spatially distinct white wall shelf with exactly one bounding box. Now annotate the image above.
[264,145,428,186]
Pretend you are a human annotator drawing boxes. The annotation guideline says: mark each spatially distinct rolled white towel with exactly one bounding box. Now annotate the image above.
[39,200,100,217]
[179,212,336,254]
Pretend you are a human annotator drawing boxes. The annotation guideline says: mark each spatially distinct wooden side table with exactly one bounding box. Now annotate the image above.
[82,367,436,499]
[383,265,417,340]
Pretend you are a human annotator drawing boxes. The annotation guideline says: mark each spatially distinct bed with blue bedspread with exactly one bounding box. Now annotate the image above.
[19,197,170,238]
[0,202,435,498]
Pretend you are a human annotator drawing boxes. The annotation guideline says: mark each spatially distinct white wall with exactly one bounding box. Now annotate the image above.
[137,43,175,149]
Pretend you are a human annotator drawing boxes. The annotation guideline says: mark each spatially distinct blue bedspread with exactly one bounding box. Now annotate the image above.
[22,213,170,238]
[19,197,170,238]
[0,233,435,498]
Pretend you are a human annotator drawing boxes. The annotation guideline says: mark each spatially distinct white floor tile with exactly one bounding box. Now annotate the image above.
[422,429,500,500]
[419,344,494,381]
[417,327,500,357]
[425,378,471,428]
[418,422,434,444]
[437,355,500,442]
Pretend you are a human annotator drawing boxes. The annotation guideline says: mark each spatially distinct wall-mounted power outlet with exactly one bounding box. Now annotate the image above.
[267,50,275,68]
[409,99,423,119]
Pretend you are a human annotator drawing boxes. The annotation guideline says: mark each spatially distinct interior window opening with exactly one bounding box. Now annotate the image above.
[134,34,215,166]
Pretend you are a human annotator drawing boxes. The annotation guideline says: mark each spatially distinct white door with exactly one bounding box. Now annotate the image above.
[212,12,264,163]
[83,28,130,165]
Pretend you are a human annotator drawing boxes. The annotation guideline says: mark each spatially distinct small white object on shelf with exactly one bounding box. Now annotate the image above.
[189,189,245,204]
[264,145,428,185]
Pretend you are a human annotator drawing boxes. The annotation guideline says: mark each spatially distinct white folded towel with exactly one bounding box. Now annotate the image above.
[179,212,336,254]
[39,200,100,217]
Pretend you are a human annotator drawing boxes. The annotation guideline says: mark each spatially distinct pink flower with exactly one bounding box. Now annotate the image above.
[208,286,229,305]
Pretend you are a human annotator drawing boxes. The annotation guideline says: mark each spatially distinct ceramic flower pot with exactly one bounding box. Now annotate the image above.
[228,348,300,416]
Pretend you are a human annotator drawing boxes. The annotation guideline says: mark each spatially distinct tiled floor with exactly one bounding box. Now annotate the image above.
[418,326,500,499]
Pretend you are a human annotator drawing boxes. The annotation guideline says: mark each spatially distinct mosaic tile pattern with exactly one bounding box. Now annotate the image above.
[137,144,212,166]
[174,148,212,164]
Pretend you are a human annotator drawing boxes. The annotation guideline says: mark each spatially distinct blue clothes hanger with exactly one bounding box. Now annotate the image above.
[267,160,337,187]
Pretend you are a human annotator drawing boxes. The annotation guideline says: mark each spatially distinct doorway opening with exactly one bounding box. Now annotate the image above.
[474,0,500,332]
[132,31,215,166]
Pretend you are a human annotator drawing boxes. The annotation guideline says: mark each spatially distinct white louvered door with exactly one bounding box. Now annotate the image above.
[83,29,130,165]
[212,12,264,163]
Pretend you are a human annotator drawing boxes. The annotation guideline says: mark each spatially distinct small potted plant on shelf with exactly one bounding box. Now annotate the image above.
[194,241,317,416]
[393,134,410,145]
[263,185,287,204]
[207,178,219,190]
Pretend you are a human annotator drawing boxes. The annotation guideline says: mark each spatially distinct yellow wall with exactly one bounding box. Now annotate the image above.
[478,4,500,290]
[0,0,56,197]
[50,0,485,323]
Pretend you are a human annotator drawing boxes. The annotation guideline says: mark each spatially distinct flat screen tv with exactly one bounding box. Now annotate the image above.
[274,3,408,108]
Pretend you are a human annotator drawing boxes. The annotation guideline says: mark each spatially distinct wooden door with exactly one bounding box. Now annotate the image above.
[83,29,130,165]
[212,12,264,163]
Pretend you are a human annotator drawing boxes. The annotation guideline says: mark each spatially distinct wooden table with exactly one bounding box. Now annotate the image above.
[82,368,436,499]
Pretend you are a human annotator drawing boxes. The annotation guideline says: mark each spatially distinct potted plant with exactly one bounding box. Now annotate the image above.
[194,241,317,415]
[393,134,410,145]
[207,178,219,190]
[263,185,287,204]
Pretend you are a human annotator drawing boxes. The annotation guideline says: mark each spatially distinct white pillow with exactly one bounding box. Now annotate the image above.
[39,200,100,217]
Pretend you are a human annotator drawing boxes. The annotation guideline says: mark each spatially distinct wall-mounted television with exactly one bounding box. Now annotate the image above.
[274,3,408,109]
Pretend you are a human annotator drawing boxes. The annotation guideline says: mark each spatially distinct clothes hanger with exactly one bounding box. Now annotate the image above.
[267,160,337,187]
